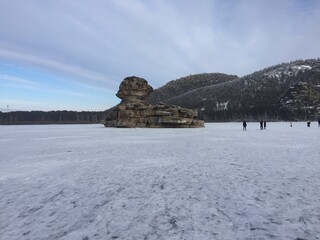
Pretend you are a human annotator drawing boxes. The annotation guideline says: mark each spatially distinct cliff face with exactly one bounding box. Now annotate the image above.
[145,59,320,121]
[103,76,204,128]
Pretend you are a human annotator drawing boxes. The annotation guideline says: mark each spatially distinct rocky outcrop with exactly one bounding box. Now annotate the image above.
[103,76,204,128]
[277,82,320,120]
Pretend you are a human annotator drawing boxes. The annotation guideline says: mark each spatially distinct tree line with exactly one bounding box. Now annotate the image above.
[0,111,106,124]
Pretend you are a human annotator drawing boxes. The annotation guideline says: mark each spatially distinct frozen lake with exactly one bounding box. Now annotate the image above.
[0,122,319,240]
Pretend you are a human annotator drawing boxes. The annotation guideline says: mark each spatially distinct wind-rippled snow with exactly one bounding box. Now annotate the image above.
[0,123,319,240]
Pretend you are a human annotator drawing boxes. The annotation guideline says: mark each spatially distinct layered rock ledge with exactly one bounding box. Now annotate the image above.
[103,76,204,128]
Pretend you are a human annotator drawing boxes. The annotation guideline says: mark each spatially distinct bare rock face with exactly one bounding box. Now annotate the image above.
[116,77,153,102]
[103,76,204,128]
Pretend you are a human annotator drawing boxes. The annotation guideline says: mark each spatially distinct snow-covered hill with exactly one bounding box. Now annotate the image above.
[1,123,320,239]
[146,59,320,121]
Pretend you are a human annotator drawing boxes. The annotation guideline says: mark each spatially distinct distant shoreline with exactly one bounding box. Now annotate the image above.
[1,120,318,126]
[1,110,318,125]
[0,110,106,125]
[0,121,102,125]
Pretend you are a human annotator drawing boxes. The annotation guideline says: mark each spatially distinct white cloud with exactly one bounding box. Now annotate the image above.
[0,49,116,86]
[0,74,40,90]
[0,74,38,86]
[0,0,320,90]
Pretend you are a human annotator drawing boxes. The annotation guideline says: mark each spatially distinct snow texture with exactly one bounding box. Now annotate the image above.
[264,64,312,79]
[0,123,320,240]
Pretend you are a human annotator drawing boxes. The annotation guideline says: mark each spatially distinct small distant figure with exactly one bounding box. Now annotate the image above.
[260,120,263,130]
[290,122,292,127]
[243,120,247,131]
[263,121,266,130]
[307,121,311,127]
[318,118,320,127]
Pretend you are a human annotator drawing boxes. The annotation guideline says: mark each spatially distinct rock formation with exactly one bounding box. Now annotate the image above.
[103,76,204,128]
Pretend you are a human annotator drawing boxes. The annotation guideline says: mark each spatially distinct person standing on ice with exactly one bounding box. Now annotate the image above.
[263,121,267,130]
[290,122,292,127]
[260,120,263,130]
[307,121,311,127]
[243,120,247,131]
[318,118,320,127]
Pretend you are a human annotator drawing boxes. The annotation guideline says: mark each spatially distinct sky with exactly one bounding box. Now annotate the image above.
[0,0,320,111]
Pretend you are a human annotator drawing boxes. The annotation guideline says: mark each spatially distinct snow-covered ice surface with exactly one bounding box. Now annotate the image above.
[0,123,320,240]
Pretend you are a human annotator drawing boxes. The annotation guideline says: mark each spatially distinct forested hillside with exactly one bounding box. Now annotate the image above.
[146,73,238,104]
[146,59,320,121]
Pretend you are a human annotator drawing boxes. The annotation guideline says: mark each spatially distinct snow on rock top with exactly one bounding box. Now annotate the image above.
[292,65,312,70]
[264,64,313,79]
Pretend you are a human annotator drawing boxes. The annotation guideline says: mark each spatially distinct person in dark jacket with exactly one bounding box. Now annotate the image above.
[260,120,263,130]
[243,120,247,131]
[264,121,266,130]
[307,121,311,127]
